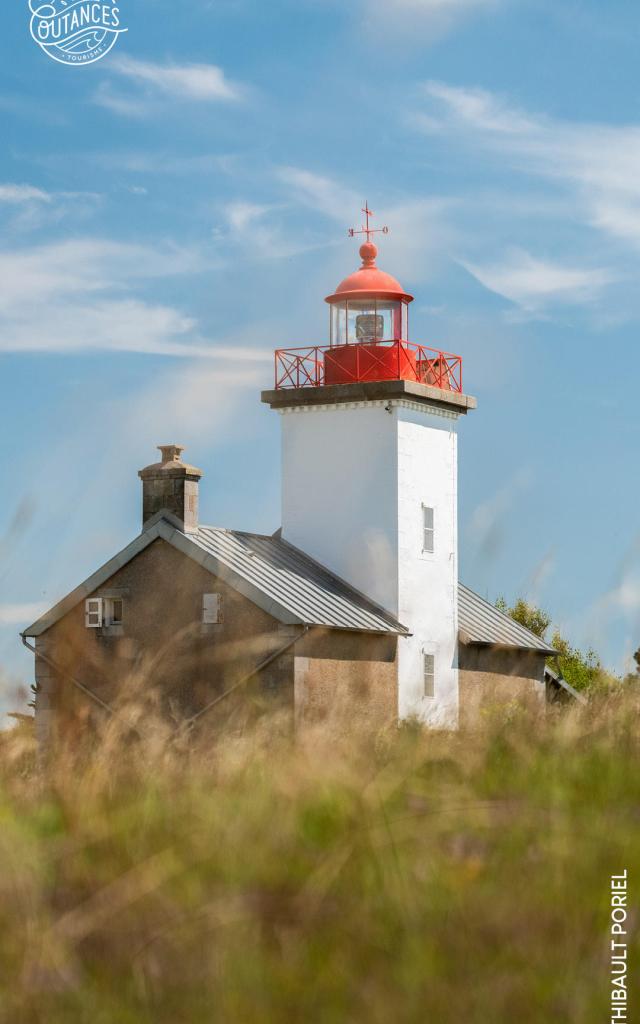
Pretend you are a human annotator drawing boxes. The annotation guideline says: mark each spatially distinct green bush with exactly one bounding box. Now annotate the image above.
[496,596,622,693]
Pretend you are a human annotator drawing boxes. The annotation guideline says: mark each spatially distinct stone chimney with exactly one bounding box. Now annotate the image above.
[138,445,203,533]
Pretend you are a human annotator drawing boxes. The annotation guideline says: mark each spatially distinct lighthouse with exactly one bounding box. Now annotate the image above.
[262,206,476,727]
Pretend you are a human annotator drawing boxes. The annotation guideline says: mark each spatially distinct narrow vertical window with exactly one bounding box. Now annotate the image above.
[422,505,434,553]
[109,598,124,625]
[423,653,435,699]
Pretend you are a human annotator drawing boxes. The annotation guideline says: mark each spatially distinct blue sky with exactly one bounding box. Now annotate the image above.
[2,0,640,713]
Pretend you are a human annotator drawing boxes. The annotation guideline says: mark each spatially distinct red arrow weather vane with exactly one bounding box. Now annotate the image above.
[348,202,389,243]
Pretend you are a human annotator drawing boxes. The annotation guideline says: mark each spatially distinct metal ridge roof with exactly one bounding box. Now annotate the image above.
[191,526,408,635]
[21,513,553,651]
[458,583,555,653]
[22,516,408,638]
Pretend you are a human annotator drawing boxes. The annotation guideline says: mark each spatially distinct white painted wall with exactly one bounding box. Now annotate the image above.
[280,398,460,726]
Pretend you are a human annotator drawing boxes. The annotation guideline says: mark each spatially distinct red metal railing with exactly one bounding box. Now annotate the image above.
[274,340,463,393]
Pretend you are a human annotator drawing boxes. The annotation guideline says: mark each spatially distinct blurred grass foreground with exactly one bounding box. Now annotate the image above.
[1,693,639,1023]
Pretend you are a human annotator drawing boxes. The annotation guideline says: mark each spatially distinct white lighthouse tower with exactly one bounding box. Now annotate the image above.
[262,206,476,726]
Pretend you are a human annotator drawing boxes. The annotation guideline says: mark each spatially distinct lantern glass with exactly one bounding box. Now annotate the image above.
[330,299,408,345]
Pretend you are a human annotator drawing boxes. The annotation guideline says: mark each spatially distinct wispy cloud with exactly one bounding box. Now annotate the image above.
[0,237,269,360]
[0,184,103,236]
[113,56,240,101]
[92,82,149,119]
[0,184,52,204]
[224,201,275,233]
[215,198,327,261]
[363,0,502,40]
[277,165,458,283]
[415,81,640,249]
[92,57,243,118]
[461,249,614,311]
[278,167,360,222]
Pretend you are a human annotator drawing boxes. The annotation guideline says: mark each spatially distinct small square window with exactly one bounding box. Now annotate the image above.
[86,597,124,628]
[203,593,222,624]
[422,505,434,554]
[423,653,435,699]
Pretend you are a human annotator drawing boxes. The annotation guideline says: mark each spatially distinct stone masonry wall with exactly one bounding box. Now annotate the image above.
[294,630,398,734]
[39,538,292,738]
[458,643,546,730]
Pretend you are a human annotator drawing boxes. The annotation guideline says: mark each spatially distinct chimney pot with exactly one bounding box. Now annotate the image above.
[158,444,185,464]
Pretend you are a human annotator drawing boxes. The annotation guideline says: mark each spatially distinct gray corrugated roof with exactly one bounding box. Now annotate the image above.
[22,512,553,651]
[458,583,554,653]
[191,527,407,634]
[22,516,408,638]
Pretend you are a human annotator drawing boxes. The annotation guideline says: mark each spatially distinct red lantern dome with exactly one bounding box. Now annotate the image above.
[325,242,414,305]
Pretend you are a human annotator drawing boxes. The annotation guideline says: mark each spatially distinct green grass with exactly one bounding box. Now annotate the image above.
[1,693,639,1023]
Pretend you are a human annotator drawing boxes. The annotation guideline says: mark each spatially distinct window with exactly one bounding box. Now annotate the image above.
[423,653,435,699]
[422,505,434,554]
[85,598,103,628]
[85,597,124,628]
[106,598,123,626]
[203,593,222,624]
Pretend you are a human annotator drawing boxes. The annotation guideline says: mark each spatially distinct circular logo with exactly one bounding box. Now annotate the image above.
[29,1,128,66]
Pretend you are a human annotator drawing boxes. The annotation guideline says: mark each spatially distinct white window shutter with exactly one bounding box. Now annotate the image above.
[85,598,103,628]
[203,593,222,624]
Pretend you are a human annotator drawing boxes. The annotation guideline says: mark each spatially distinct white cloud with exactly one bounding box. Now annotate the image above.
[0,237,270,360]
[278,167,360,222]
[215,196,338,262]
[573,572,640,671]
[421,81,536,135]
[0,603,47,626]
[88,150,236,177]
[416,81,640,248]
[122,360,264,442]
[0,184,52,204]
[461,249,614,311]
[92,82,149,119]
[364,0,502,39]
[277,166,457,282]
[224,202,274,233]
[0,185,103,236]
[609,579,640,613]
[0,239,196,311]
[109,56,241,103]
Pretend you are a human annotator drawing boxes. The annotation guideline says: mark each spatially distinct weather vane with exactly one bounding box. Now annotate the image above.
[348,203,389,243]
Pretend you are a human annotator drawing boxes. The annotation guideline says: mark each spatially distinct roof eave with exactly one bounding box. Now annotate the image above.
[22,525,163,637]
[459,633,555,655]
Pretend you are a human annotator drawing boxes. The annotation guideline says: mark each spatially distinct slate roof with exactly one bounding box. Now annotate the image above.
[458,583,554,653]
